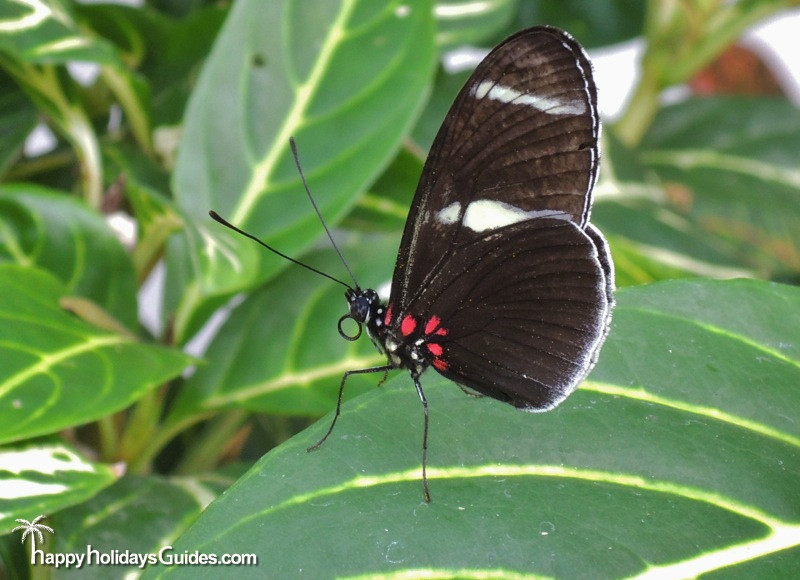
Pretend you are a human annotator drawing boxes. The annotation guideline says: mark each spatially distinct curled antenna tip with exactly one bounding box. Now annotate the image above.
[209,210,234,228]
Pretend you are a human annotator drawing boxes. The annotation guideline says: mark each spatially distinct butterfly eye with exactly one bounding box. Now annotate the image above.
[337,314,362,342]
[347,292,373,323]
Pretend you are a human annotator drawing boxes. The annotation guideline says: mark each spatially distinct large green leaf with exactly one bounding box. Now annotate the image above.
[167,0,436,343]
[0,185,139,328]
[639,97,800,280]
[146,279,799,578]
[0,440,117,533]
[0,264,191,444]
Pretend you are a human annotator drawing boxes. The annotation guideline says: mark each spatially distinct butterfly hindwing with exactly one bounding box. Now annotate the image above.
[395,218,612,409]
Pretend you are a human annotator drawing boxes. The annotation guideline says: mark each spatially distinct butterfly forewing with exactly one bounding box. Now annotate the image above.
[392,27,600,311]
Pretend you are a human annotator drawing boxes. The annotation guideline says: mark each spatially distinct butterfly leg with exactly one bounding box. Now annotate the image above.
[376,367,390,387]
[456,383,485,399]
[307,364,394,453]
[411,370,431,503]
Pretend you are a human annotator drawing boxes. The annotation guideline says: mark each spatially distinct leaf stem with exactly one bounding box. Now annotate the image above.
[173,410,249,474]
[613,0,797,147]
[128,410,213,473]
[97,414,118,462]
[0,57,103,208]
[119,386,167,472]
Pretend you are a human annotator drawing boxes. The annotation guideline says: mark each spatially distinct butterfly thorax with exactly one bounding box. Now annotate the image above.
[345,288,450,376]
[344,288,406,367]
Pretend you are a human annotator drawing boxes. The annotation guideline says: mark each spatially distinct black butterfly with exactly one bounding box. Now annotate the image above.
[211,26,614,502]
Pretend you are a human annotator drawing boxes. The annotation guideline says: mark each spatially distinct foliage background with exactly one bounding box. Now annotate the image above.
[1,0,799,578]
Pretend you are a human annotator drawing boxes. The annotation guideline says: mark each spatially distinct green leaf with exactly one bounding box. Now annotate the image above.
[593,200,754,283]
[143,4,228,127]
[70,4,156,155]
[0,2,112,208]
[0,264,191,444]
[410,65,471,152]
[167,0,436,343]
[0,0,120,65]
[77,2,228,131]
[0,184,138,328]
[147,279,800,578]
[343,146,419,232]
[0,1,157,203]
[433,0,518,48]
[508,0,646,48]
[0,74,38,177]
[128,183,184,286]
[0,439,117,533]
[640,97,800,280]
[45,474,229,578]
[594,128,759,285]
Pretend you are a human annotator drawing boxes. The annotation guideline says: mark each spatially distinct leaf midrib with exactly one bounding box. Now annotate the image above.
[643,148,800,188]
[0,334,124,398]
[231,0,358,224]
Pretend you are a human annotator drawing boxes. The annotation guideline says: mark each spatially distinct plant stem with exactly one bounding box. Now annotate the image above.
[131,200,184,285]
[613,62,662,148]
[613,0,797,148]
[118,386,164,472]
[0,57,103,208]
[100,65,154,157]
[97,414,118,461]
[128,410,213,473]
[173,410,249,474]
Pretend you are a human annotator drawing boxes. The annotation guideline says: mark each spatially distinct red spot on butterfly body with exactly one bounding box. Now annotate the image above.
[426,343,443,356]
[424,315,441,335]
[433,358,448,371]
[401,314,417,336]
[384,304,393,326]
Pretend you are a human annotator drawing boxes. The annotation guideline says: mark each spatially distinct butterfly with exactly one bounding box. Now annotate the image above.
[211,26,614,502]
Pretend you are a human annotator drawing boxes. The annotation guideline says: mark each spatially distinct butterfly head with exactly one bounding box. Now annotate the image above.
[338,288,381,342]
[344,288,376,323]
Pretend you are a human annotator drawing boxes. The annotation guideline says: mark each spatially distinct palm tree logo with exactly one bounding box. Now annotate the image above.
[12,515,54,546]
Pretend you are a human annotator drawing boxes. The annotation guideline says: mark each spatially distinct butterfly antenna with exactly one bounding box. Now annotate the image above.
[208,211,352,290]
[290,137,360,289]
